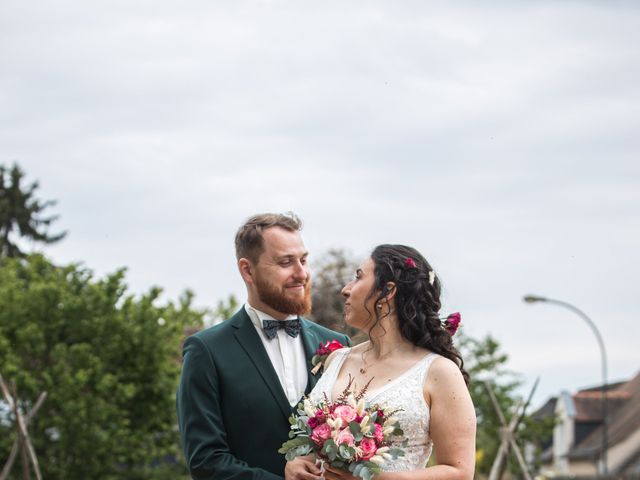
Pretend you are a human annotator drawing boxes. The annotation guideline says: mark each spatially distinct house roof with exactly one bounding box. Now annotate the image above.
[573,391,630,422]
[569,371,640,466]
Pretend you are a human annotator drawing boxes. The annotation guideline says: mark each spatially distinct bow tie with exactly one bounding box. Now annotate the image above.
[262,318,301,340]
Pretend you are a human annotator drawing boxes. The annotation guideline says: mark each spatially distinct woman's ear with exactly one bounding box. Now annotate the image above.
[385,282,397,302]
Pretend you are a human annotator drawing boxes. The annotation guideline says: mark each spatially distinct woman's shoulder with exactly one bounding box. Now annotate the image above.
[323,345,351,370]
[424,355,467,392]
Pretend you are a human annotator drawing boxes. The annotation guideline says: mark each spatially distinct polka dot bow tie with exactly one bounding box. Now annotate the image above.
[262,318,301,339]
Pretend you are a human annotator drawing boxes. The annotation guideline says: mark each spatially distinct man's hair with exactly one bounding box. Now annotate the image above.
[235,212,303,263]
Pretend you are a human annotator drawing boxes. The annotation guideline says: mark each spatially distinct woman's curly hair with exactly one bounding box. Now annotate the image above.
[367,244,469,385]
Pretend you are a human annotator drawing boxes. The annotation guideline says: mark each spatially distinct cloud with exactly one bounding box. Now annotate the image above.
[1,0,639,405]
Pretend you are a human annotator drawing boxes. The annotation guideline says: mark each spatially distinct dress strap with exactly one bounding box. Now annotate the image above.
[324,347,350,377]
[420,352,440,385]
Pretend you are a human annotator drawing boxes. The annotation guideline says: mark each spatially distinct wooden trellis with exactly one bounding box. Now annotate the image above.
[484,378,539,480]
[0,374,47,480]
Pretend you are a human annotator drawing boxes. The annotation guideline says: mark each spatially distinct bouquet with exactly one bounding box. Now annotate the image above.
[279,378,406,480]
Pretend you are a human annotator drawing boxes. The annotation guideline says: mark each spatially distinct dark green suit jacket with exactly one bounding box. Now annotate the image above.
[177,307,350,480]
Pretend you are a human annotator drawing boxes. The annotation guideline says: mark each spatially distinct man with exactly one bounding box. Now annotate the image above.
[177,213,350,480]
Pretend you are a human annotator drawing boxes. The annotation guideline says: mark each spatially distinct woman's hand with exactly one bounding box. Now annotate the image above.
[322,465,359,480]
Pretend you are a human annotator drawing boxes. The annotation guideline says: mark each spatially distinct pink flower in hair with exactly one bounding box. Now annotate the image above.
[404,258,417,268]
[444,312,461,336]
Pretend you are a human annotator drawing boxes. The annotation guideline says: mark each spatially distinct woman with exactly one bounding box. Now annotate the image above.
[292,244,475,480]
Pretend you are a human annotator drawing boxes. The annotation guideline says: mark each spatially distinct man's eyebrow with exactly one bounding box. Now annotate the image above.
[274,252,309,260]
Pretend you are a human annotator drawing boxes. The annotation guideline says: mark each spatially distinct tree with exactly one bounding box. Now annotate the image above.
[309,249,366,343]
[458,333,555,478]
[455,334,521,475]
[209,294,240,325]
[0,163,66,258]
[0,254,204,479]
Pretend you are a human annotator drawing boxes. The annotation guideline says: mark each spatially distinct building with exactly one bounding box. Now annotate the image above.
[536,371,640,478]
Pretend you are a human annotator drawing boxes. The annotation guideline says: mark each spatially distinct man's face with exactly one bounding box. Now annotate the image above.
[252,227,311,316]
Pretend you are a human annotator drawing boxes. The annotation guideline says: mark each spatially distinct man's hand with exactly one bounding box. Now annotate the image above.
[285,456,323,480]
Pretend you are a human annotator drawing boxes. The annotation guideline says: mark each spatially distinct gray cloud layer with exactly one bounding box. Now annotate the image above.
[1,0,638,405]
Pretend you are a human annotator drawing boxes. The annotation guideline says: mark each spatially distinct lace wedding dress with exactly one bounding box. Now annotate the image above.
[308,348,439,472]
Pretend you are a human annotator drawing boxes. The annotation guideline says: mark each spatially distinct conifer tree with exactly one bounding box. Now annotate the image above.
[0,163,66,257]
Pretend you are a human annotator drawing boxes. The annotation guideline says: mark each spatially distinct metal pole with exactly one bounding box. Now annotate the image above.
[523,296,608,476]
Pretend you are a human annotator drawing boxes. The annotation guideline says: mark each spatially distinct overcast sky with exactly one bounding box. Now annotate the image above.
[1,0,638,407]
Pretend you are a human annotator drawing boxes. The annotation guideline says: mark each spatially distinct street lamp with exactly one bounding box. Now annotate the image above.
[523,295,608,477]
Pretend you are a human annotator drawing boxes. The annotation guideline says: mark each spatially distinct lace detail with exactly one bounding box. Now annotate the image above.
[309,348,439,472]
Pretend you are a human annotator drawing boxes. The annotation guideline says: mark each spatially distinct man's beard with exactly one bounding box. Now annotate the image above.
[255,275,312,316]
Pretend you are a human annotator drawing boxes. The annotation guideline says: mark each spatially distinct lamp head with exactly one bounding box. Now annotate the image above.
[523,294,547,304]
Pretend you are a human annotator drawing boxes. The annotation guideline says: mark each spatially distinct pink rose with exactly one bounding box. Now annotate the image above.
[334,405,357,424]
[311,423,332,446]
[359,437,377,460]
[335,428,355,447]
[315,410,326,422]
[374,423,384,444]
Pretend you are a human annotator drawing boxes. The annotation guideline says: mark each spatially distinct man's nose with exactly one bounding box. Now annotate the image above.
[293,261,308,280]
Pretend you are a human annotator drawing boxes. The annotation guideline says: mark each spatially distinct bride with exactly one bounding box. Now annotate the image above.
[285,244,476,480]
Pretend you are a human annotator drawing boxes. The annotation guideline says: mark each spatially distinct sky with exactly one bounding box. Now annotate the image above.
[1,0,639,408]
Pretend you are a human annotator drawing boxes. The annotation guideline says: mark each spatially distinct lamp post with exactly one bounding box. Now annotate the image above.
[523,295,608,477]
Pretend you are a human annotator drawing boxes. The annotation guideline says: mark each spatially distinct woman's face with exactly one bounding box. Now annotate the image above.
[341,257,378,330]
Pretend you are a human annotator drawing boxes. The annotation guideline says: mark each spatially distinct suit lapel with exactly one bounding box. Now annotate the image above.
[300,319,322,394]
[231,309,291,421]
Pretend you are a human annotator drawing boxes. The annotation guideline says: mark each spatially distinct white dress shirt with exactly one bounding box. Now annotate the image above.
[244,303,308,406]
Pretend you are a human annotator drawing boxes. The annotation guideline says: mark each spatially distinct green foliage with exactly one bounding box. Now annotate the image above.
[210,294,240,324]
[0,163,66,257]
[458,333,553,477]
[309,249,364,341]
[0,254,204,479]
[458,332,521,474]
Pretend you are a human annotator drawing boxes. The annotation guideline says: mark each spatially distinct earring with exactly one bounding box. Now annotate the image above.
[376,303,382,309]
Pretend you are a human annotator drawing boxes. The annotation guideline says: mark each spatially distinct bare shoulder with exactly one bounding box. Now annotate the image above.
[429,355,465,381]
[424,355,468,404]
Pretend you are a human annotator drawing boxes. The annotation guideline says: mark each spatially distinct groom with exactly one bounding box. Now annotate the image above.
[177,213,350,480]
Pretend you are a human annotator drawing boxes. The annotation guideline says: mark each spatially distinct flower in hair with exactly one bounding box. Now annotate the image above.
[404,257,417,268]
[428,271,435,286]
[443,312,461,336]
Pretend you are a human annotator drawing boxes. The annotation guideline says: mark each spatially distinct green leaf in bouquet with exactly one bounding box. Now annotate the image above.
[393,425,404,436]
[289,415,297,425]
[297,418,309,431]
[360,461,381,474]
[322,439,338,461]
[278,436,311,454]
[363,467,374,480]
[354,432,364,442]
[338,444,355,461]
[312,354,320,364]
[331,460,346,469]
[388,447,405,459]
[350,463,363,476]
[349,421,361,435]
[285,444,313,461]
